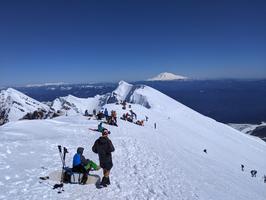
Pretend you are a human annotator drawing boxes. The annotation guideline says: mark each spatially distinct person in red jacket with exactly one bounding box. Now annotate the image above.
[92,129,115,187]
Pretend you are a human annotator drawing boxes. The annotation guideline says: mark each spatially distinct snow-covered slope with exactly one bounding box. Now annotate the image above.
[148,72,188,81]
[0,88,50,124]
[51,95,102,115]
[49,82,135,116]
[104,81,150,107]
[0,81,266,200]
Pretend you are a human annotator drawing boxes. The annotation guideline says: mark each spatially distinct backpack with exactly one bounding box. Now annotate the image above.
[63,167,72,183]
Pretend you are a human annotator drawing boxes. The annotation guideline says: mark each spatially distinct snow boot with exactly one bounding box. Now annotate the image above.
[100,177,108,187]
[81,174,88,184]
[106,177,110,185]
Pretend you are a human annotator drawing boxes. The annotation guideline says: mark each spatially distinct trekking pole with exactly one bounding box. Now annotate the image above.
[57,145,62,153]
[58,145,62,153]
[63,147,68,168]
[55,145,65,193]
[60,146,68,193]
[57,145,64,166]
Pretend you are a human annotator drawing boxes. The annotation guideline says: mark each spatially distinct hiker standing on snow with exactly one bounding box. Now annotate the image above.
[92,129,115,187]
[104,108,109,120]
[241,164,244,171]
[250,170,257,177]
[145,116,148,121]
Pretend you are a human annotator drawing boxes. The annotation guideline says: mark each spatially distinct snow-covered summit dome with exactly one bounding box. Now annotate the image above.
[148,72,188,81]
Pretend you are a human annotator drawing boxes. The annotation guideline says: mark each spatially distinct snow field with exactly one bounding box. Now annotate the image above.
[0,81,266,200]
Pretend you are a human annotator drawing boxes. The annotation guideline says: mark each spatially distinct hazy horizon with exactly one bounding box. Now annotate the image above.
[1,75,266,88]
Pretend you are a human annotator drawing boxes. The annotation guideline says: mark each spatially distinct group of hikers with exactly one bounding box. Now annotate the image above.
[241,164,266,182]
[119,105,146,127]
[204,149,266,183]
[119,101,143,125]
[203,149,266,184]
[120,111,144,126]
[61,102,266,190]
[72,104,145,187]
[204,151,266,183]
[72,128,115,187]
[88,103,146,128]
[64,108,115,187]
[91,108,118,127]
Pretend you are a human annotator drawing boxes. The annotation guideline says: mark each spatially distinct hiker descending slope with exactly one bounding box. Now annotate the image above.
[92,130,115,187]
[72,147,100,184]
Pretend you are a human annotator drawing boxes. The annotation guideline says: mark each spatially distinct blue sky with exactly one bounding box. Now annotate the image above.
[0,0,266,85]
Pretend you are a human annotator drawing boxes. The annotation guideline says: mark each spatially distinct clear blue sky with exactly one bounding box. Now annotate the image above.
[0,0,265,85]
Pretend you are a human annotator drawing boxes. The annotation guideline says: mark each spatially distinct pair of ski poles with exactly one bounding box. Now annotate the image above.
[56,145,68,193]
[58,145,68,168]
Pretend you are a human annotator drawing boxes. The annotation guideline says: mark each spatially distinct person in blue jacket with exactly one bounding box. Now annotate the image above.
[104,108,109,120]
[72,147,100,184]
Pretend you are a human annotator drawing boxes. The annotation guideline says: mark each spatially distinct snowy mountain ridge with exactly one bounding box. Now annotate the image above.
[0,88,50,124]
[49,80,155,115]
[0,81,155,123]
[50,94,103,115]
[148,72,188,81]
[0,81,266,199]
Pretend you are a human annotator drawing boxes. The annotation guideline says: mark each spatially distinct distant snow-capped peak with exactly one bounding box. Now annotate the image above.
[148,72,188,81]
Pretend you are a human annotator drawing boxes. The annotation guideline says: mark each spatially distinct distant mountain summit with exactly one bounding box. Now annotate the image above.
[147,72,188,81]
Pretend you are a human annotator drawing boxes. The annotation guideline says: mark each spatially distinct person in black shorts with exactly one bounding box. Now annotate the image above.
[92,129,115,187]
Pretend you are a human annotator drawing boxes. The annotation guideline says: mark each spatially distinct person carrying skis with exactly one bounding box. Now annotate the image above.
[92,129,115,187]
[72,147,100,184]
